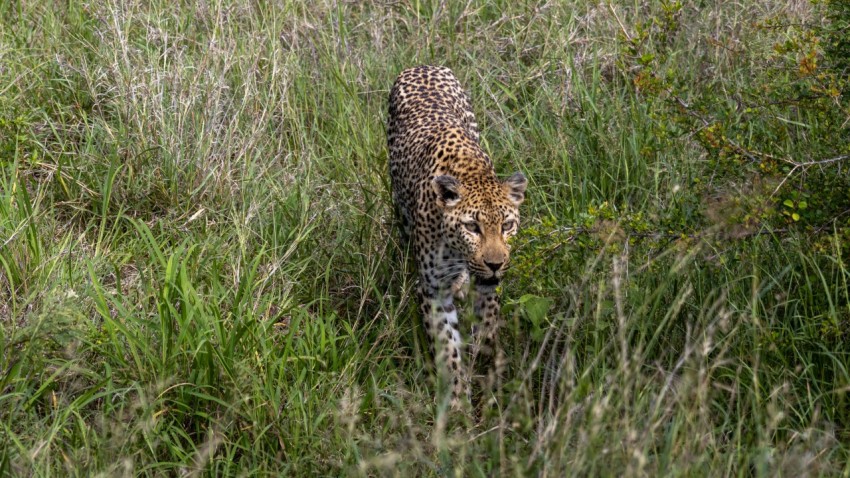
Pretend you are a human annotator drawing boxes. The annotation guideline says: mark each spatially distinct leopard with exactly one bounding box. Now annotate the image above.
[387,65,527,409]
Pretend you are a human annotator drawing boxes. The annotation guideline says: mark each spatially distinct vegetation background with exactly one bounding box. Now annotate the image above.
[2,0,849,475]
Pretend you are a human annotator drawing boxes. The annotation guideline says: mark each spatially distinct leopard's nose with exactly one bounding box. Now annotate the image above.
[484,261,503,272]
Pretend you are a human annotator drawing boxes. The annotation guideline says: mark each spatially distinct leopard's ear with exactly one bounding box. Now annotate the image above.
[503,172,527,206]
[432,175,462,208]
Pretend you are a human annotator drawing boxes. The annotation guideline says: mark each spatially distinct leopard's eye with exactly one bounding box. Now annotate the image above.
[502,220,517,233]
[463,222,481,234]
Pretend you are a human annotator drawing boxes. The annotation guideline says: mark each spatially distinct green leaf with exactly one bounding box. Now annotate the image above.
[639,53,656,65]
[792,213,800,221]
[797,201,807,210]
[518,294,552,327]
[783,199,795,208]
[517,294,553,341]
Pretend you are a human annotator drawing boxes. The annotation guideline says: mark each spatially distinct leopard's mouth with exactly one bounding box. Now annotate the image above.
[474,274,501,286]
[469,260,508,285]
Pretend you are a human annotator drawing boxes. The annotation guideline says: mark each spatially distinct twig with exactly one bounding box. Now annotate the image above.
[607,3,632,43]
[667,88,850,196]
[539,218,845,250]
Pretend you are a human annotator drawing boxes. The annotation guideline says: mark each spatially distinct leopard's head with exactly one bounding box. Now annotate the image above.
[433,172,527,285]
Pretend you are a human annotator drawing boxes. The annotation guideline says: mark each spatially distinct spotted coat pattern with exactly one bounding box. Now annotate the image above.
[387,66,527,408]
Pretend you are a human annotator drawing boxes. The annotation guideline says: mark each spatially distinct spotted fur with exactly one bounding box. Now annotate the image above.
[387,66,527,408]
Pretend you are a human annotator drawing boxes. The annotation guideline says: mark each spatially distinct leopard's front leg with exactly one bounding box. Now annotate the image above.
[470,282,504,397]
[418,281,469,409]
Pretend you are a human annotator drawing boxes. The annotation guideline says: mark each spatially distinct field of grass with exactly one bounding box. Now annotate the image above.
[2,0,849,475]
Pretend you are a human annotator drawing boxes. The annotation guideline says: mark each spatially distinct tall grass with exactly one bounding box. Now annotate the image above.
[1,0,848,475]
